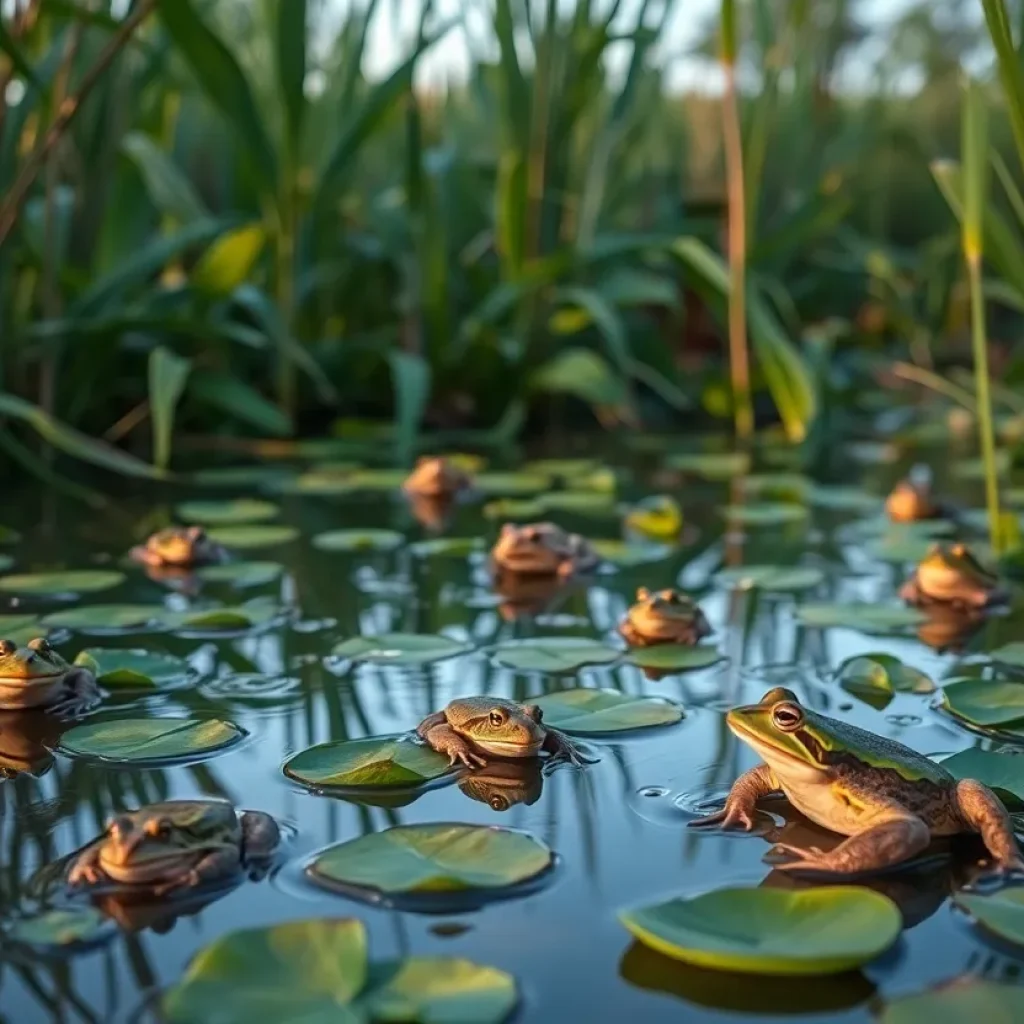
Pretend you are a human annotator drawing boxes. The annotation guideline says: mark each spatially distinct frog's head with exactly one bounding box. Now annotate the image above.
[625,588,711,643]
[492,522,571,574]
[634,587,704,623]
[445,696,547,758]
[146,526,214,566]
[0,638,69,684]
[886,479,936,522]
[916,542,998,595]
[403,456,470,497]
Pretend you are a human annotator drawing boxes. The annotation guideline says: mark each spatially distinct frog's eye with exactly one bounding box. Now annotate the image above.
[951,543,967,557]
[145,818,172,839]
[107,815,132,838]
[524,528,538,542]
[524,704,543,723]
[0,640,16,655]
[771,703,804,732]
[28,638,51,655]
[489,709,507,727]
[490,795,510,811]
[187,526,206,541]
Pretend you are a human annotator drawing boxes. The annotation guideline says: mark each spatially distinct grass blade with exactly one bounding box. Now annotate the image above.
[148,346,191,471]
[275,0,307,161]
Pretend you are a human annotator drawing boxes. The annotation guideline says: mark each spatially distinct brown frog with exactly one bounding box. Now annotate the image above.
[402,456,472,499]
[619,588,712,646]
[130,526,226,569]
[899,542,1005,610]
[491,522,599,579]
[885,479,941,523]
[0,638,100,718]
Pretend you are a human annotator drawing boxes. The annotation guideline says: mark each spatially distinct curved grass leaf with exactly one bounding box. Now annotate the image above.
[122,132,208,223]
[149,346,191,471]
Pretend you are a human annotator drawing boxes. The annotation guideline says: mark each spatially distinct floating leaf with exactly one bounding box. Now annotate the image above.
[625,646,722,672]
[206,524,299,549]
[307,824,552,896]
[410,538,485,559]
[196,562,284,588]
[7,908,111,951]
[721,503,809,526]
[865,534,935,563]
[473,472,551,496]
[283,737,451,789]
[989,643,1024,669]
[716,565,824,591]
[740,473,811,501]
[954,888,1024,948]
[190,465,295,488]
[275,471,360,496]
[482,499,545,521]
[807,485,882,512]
[332,634,474,666]
[619,886,901,975]
[941,679,1024,728]
[666,452,750,479]
[339,468,408,491]
[41,604,166,634]
[73,649,192,690]
[940,748,1024,807]
[59,718,244,763]
[522,458,598,480]
[535,688,682,733]
[795,603,927,633]
[174,499,280,524]
[312,529,405,553]
[0,614,42,645]
[836,654,935,701]
[489,638,620,673]
[171,604,279,632]
[590,540,672,567]
[0,570,125,597]
[540,491,617,515]
[878,979,1024,1024]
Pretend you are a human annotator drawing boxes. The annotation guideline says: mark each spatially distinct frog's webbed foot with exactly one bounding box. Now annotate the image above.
[49,669,101,720]
[688,764,777,832]
[955,778,1024,874]
[543,728,597,769]
[420,723,488,769]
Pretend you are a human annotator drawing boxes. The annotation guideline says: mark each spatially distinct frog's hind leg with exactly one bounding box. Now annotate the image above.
[542,728,597,769]
[49,669,102,719]
[955,778,1024,873]
[153,848,240,896]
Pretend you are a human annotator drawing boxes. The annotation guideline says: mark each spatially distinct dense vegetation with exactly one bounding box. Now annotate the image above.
[1,0,1022,482]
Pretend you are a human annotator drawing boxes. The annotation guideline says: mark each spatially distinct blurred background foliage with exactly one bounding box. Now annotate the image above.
[1,0,1023,481]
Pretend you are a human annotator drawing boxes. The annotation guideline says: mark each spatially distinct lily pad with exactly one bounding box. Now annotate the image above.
[174,499,280,524]
[482,499,545,521]
[865,534,934,563]
[0,570,125,597]
[522,458,598,480]
[619,886,901,975]
[189,465,295,488]
[332,634,474,666]
[624,645,721,672]
[590,540,672,567]
[940,679,1024,728]
[878,979,1024,1024]
[7,908,111,952]
[740,473,811,501]
[284,737,451,790]
[716,565,824,592]
[307,823,552,897]
[489,638,620,673]
[807,485,882,512]
[721,503,809,526]
[169,603,282,633]
[540,491,617,515]
[988,643,1024,670]
[795,603,927,634]
[940,748,1024,806]
[343,468,409,491]
[206,524,299,549]
[535,688,682,733]
[276,471,361,496]
[41,604,167,634]
[312,529,405,553]
[836,654,935,702]
[0,613,42,644]
[473,472,551,496]
[196,561,284,588]
[410,538,485,559]
[954,887,1024,947]
[59,717,244,763]
[666,452,750,479]
[73,649,192,690]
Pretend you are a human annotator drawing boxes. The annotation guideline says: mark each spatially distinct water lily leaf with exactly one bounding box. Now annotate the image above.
[275,471,360,496]
[162,919,368,1024]
[624,646,722,672]
[940,748,1024,807]
[206,524,299,549]
[716,565,824,591]
[7,908,111,951]
[0,570,125,597]
[333,634,473,666]
[474,472,551,497]
[535,688,682,733]
[865,534,934,563]
[807,485,882,512]
[196,561,284,588]
[795,603,927,633]
[41,604,167,634]
[489,638,620,673]
[590,540,672,567]
[190,465,295,488]
[174,499,280,524]
[0,614,42,645]
[540,491,617,515]
[954,451,1012,480]
[954,888,1024,948]
[850,517,956,541]
[619,886,901,975]
[343,468,408,491]
[522,458,598,480]
[284,737,451,789]
[940,679,1024,727]
[72,649,192,690]
[313,529,405,553]
[307,824,552,896]
[878,979,1024,1024]
[836,654,935,699]
[59,717,244,763]
[988,643,1024,670]
[171,605,279,632]
[666,452,750,479]
[740,473,811,501]
[482,499,545,520]
[721,503,809,526]
[410,538,485,559]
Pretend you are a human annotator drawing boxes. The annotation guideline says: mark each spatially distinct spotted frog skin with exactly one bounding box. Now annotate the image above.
[690,688,1023,877]
[402,456,472,498]
[417,696,594,769]
[899,542,1004,609]
[619,587,711,646]
[490,522,599,579]
[67,800,279,896]
[130,526,226,569]
[885,479,940,523]
[0,638,99,717]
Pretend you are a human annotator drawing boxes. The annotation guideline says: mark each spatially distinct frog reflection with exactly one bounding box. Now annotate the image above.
[457,759,544,811]
[408,493,457,534]
[0,710,68,780]
[915,605,986,654]
[492,572,573,621]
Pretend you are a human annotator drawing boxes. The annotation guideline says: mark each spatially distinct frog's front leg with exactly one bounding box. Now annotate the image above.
[67,844,103,887]
[49,669,101,719]
[153,848,240,897]
[542,727,597,768]
[416,713,487,769]
[955,778,1024,873]
[771,813,930,877]
[688,764,778,831]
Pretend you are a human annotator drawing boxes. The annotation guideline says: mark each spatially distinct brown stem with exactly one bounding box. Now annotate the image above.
[0,0,42,144]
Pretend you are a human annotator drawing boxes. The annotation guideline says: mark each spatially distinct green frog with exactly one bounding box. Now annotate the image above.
[402,456,472,498]
[130,526,226,569]
[619,587,711,646]
[66,800,280,896]
[490,522,600,579]
[416,696,595,769]
[690,687,1023,877]
[0,638,99,717]
[899,542,1004,609]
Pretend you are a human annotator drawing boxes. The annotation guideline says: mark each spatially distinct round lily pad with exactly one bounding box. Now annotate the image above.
[715,565,824,592]
[940,748,1024,806]
[865,534,935,564]
[988,642,1024,670]
[522,458,598,479]
[940,679,1024,728]
[535,688,682,733]
[721,503,808,526]
[343,468,409,491]
[473,472,550,496]
[836,654,935,699]
[666,452,750,479]
[170,604,280,633]
[41,604,167,634]
[807,485,881,512]
[7,907,111,952]
[795,603,927,633]
[540,491,617,515]
[174,499,280,524]
[206,524,299,549]
[0,613,42,645]
[482,499,545,521]
[619,886,901,975]
[954,888,1024,947]
[625,645,722,672]
[73,648,192,690]
[190,465,294,488]
[195,562,284,588]
[590,540,672,567]
[276,471,360,496]
[312,529,405,553]
[878,980,1024,1024]
[489,638,621,673]
[59,717,244,764]
[410,538,485,559]
[284,737,451,790]
[332,634,474,666]
[0,570,125,597]
[307,823,552,897]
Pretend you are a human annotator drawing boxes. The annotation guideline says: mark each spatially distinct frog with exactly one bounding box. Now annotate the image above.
[66,799,280,896]
[402,456,472,499]
[416,696,596,770]
[619,587,712,646]
[130,525,226,569]
[689,687,1023,877]
[624,496,683,541]
[885,478,941,523]
[490,522,600,579]
[899,542,1005,609]
[0,638,100,717]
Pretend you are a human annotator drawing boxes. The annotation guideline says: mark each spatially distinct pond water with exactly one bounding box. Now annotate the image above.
[1,439,1024,1022]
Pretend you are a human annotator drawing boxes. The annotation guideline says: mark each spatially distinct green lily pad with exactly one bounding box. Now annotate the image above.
[482,499,545,521]
[489,638,620,673]
[954,888,1024,947]
[0,570,125,597]
[836,654,935,701]
[851,517,956,541]
[988,642,1024,669]
[865,534,935,563]
[73,649,192,690]
[283,737,451,790]
[410,538,485,559]
[940,748,1024,807]
[174,499,280,524]
[666,452,750,479]
[522,458,598,479]
[845,440,899,465]
[540,491,617,515]
[332,634,474,666]
[535,688,682,733]
[276,471,361,496]
[344,468,409,491]
[189,466,295,488]
[41,604,167,634]
[715,565,824,592]
[312,529,405,553]
[473,472,551,496]
[940,679,1024,728]
[306,823,552,897]
[170,604,280,632]
[590,540,672,567]
[795,603,927,633]
[954,451,1012,480]
[619,886,901,975]
[624,645,722,672]
[195,561,284,588]
[740,473,811,501]
[807,485,882,512]
[59,717,244,763]
[721,503,809,526]
[878,979,1024,1024]
[0,614,42,645]
[7,908,111,951]
[206,524,299,549]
